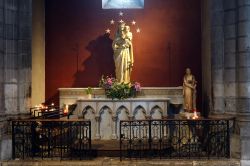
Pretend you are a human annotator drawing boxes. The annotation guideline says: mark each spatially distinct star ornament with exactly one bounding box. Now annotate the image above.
[119,19,124,23]
[132,20,136,25]
[105,29,111,34]
[110,19,115,25]
[136,28,141,33]
[119,11,124,16]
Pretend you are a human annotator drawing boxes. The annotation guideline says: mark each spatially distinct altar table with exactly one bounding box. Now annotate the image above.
[59,87,183,140]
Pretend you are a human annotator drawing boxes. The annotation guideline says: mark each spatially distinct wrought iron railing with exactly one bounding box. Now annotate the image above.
[30,106,62,119]
[29,104,77,119]
[12,119,91,160]
[120,118,233,160]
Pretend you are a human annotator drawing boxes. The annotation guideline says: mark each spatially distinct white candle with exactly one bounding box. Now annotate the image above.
[64,104,69,114]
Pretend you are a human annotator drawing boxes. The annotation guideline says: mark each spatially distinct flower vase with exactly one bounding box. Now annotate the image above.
[87,94,92,99]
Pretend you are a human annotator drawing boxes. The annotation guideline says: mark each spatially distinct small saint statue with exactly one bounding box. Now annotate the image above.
[183,68,197,112]
[112,22,134,83]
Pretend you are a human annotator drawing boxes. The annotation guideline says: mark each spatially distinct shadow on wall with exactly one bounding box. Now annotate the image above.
[73,33,115,86]
[45,33,115,105]
[46,34,115,105]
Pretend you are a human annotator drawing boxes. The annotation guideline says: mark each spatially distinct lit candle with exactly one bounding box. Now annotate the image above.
[64,104,69,114]
[192,111,199,119]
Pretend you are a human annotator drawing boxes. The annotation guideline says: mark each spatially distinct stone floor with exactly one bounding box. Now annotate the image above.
[0,158,240,166]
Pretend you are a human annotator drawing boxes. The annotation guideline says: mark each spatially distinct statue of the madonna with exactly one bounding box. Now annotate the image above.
[112,22,134,83]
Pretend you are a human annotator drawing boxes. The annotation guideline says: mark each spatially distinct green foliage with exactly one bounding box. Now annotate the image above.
[85,87,93,95]
[105,82,132,99]
[99,76,141,100]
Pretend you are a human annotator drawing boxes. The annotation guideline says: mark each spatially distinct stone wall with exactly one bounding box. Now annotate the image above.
[205,0,250,165]
[210,0,250,116]
[0,0,32,160]
[210,0,225,114]
[0,0,32,115]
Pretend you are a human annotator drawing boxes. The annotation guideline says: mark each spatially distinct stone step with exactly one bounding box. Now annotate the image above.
[0,158,240,166]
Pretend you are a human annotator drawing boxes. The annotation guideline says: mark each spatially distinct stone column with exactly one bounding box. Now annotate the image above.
[17,0,32,113]
[237,0,250,165]
[201,0,212,117]
[111,116,117,139]
[0,0,32,115]
[237,0,250,115]
[32,0,45,106]
[95,116,101,139]
[224,0,238,115]
[3,0,20,114]
[0,1,4,115]
[0,0,32,160]
[210,0,225,114]
[204,0,250,164]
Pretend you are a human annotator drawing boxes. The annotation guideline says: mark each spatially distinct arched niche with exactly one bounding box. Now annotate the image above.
[82,106,96,139]
[150,106,165,140]
[99,106,112,140]
[150,105,163,120]
[133,105,146,120]
[116,106,129,138]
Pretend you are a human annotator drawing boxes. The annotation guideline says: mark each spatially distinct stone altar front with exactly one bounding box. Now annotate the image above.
[76,98,169,140]
[59,87,183,140]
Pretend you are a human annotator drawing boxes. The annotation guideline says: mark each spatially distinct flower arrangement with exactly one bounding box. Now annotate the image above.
[99,76,141,100]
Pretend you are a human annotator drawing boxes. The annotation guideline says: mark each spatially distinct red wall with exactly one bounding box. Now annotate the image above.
[45,0,202,105]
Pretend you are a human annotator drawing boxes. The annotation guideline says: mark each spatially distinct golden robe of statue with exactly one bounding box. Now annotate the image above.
[183,68,197,112]
[112,23,134,83]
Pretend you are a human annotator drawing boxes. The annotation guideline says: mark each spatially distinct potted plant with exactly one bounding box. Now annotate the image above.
[85,87,93,99]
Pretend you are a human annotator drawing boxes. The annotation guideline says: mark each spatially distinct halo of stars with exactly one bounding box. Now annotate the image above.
[105,11,141,34]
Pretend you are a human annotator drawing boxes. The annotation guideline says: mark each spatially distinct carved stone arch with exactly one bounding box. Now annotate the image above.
[82,105,95,119]
[81,105,96,139]
[150,105,163,120]
[99,105,112,115]
[116,105,130,139]
[116,105,129,115]
[150,105,163,115]
[82,105,95,114]
[133,105,147,120]
[132,102,147,113]
[133,105,146,115]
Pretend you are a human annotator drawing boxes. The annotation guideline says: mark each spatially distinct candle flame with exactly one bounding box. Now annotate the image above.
[192,111,199,119]
[64,104,69,114]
